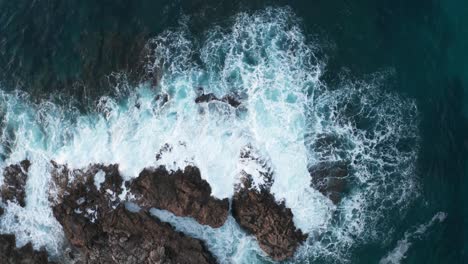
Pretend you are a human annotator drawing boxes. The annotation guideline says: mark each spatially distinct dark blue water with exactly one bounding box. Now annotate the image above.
[0,0,467,263]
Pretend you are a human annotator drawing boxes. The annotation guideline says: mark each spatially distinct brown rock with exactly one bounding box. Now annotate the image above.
[1,160,31,207]
[232,176,307,261]
[309,161,349,204]
[49,162,122,208]
[130,166,229,228]
[51,162,217,264]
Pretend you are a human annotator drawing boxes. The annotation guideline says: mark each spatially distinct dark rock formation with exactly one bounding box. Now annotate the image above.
[195,92,242,108]
[1,160,31,207]
[232,175,307,261]
[54,202,217,264]
[309,161,349,204]
[130,166,229,228]
[0,234,52,264]
[51,162,217,264]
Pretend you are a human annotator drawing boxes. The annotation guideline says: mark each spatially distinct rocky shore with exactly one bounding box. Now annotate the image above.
[0,161,54,264]
[1,160,31,207]
[50,163,217,264]
[0,156,347,263]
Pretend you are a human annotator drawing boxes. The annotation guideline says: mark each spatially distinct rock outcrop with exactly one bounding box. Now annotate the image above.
[130,166,229,228]
[51,162,217,264]
[195,92,242,108]
[309,161,349,204]
[49,162,122,207]
[232,175,307,261]
[1,160,30,207]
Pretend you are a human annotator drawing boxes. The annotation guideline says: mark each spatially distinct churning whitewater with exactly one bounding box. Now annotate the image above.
[0,7,421,263]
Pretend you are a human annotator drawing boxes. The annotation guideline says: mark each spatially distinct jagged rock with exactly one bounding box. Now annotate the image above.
[1,160,31,207]
[130,166,229,228]
[232,175,307,261]
[49,162,122,207]
[0,234,52,264]
[309,161,349,204]
[52,164,217,264]
[195,92,242,108]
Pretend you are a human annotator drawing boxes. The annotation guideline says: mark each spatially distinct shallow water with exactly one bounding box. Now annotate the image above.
[0,1,466,263]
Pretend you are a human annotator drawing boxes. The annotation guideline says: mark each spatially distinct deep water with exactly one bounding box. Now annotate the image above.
[0,1,467,263]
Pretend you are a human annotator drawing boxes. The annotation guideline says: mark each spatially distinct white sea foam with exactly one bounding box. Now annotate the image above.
[0,7,420,263]
[93,170,105,190]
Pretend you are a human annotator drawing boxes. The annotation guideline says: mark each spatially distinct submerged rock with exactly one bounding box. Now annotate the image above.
[312,133,349,159]
[1,160,31,207]
[232,175,307,261]
[309,161,349,204]
[195,92,242,108]
[130,166,229,228]
[51,162,217,263]
[0,234,52,264]
[238,145,274,189]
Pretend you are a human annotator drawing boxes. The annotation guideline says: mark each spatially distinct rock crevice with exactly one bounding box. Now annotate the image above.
[232,175,307,261]
[129,165,229,228]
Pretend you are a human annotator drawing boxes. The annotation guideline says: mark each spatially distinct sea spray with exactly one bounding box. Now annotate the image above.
[0,7,420,263]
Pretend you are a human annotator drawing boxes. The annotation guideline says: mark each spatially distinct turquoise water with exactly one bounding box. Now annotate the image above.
[0,1,467,263]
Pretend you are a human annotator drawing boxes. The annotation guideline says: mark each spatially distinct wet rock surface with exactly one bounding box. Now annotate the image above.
[130,165,229,228]
[1,160,31,207]
[0,234,52,264]
[232,175,307,261]
[51,162,217,264]
[195,92,242,108]
[49,162,122,207]
[309,161,349,204]
[0,207,52,264]
[2,158,314,263]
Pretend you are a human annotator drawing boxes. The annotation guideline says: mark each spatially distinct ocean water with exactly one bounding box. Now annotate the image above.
[0,1,467,264]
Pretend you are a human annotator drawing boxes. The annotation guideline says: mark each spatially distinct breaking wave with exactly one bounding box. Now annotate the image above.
[0,7,420,263]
